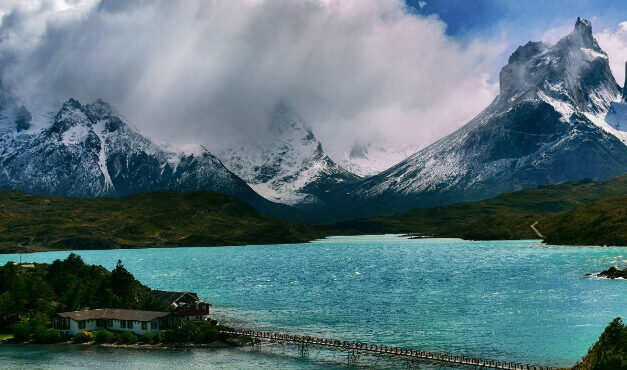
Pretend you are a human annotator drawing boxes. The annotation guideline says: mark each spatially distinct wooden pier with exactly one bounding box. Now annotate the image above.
[222,329,560,369]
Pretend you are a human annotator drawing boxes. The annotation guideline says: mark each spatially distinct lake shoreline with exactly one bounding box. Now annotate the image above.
[0,337,254,351]
[3,234,625,256]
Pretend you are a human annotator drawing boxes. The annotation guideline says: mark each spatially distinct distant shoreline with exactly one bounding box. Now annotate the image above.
[0,337,255,352]
[3,234,626,256]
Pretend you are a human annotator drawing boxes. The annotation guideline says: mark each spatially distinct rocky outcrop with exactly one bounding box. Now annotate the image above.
[586,267,627,280]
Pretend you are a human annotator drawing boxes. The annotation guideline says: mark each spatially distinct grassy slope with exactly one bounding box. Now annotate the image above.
[0,174,624,252]
[0,190,323,253]
[541,195,627,246]
[323,175,627,245]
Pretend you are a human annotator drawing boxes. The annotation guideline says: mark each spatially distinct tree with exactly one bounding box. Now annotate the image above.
[110,260,135,301]
[576,317,627,370]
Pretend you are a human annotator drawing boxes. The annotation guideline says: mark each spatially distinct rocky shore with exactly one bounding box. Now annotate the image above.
[585,266,627,280]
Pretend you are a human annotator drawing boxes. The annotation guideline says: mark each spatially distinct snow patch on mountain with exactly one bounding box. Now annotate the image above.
[61,123,90,145]
[606,101,627,132]
[537,91,575,121]
[92,120,114,190]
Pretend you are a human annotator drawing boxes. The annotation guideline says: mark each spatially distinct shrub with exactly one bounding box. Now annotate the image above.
[73,331,93,343]
[32,327,61,344]
[163,322,223,344]
[139,333,153,343]
[193,332,204,343]
[11,321,31,342]
[94,329,115,343]
[151,332,164,344]
[119,331,138,344]
[202,327,220,343]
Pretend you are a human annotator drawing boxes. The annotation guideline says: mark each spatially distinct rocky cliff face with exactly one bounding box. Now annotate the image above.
[314,17,627,221]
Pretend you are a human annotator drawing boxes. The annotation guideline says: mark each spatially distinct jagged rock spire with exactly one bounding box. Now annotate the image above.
[574,16,594,44]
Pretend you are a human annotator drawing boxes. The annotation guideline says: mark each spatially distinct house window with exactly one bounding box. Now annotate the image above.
[127,321,133,329]
[120,321,126,328]
[142,322,147,330]
[151,322,157,329]
[107,319,113,327]
[79,321,86,329]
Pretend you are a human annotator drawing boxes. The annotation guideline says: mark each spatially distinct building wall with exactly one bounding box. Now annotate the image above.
[67,319,99,335]
[63,318,165,336]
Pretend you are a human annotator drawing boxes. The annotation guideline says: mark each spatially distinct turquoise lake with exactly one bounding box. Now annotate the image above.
[0,236,625,369]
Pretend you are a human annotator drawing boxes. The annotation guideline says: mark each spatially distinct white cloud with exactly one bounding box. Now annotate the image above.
[541,23,573,44]
[418,1,427,9]
[596,21,627,87]
[0,0,503,161]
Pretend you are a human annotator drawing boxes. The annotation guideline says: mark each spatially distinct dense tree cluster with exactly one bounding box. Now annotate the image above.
[0,254,162,334]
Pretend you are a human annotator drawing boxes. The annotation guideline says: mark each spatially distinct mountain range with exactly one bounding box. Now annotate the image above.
[0,97,299,219]
[0,17,624,223]
[308,17,627,220]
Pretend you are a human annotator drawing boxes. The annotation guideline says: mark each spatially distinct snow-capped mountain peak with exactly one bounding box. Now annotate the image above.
[220,102,359,208]
[495,17,625,144]
[499,18,619,115]
[0,97,296,218]
[317,17,627,221]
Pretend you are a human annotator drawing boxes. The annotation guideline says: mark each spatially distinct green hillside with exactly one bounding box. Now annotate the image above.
[0,190,323,253]
[324,174,627,245]
[541,195,627,246]
[0,173,624,253]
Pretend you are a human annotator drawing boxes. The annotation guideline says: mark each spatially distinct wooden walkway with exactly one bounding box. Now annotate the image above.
[223,329,559,369]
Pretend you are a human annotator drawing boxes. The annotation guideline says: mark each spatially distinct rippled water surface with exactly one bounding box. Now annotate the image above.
[0,236,625,368]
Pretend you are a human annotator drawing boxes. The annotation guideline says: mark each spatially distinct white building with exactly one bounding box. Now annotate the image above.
[53,308,179,336]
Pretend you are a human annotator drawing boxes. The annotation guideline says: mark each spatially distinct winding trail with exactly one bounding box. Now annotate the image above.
[530,221,545,239]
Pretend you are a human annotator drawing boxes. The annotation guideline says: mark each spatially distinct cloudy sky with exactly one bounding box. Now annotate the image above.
[0,0,625,161]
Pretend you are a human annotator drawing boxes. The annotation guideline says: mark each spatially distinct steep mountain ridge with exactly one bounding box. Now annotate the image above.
[313,17,627,221]
[0,98,299,219]
[219,102,359,210]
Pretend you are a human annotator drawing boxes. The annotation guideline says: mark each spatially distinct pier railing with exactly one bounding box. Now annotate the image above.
[222,328,560,369]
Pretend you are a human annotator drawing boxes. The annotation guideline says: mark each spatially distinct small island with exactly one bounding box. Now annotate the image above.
[585,267,627,280]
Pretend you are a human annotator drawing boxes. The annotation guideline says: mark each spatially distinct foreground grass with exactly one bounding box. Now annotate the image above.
[0,190,323,253]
